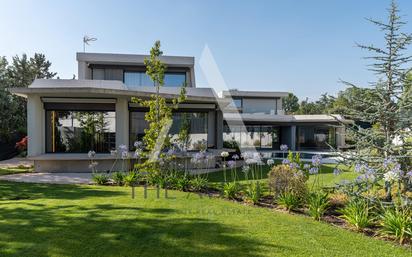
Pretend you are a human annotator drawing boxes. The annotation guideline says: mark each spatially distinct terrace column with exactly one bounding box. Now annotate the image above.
[290,125,296,151]
[115,98,129,149]
[27,95,45,156]
[216,110,224,149]
[336,126,345,149]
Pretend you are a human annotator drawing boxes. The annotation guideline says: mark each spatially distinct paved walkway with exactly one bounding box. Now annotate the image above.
[0,172,93,184]
[0,157,33,168]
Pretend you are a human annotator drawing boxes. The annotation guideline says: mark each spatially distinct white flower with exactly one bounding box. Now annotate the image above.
[245,158,258,165]
[88,161,98,169]
[88,150,96,158]
[242,165,250,173]
[134,149,142,158]
[241,151,253,160]
[267,159,275,166]
[383,170,399,183]
[110,150,117,156]
[221,151,229,158]
[280,144,288,151]
[134,140,143,149]
[121,151,129,160]
[118,144,128,152]
[253,152,261,159]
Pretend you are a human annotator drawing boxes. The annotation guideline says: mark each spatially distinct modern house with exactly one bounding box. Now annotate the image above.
[10,52,347,172]
[222,89,346,152]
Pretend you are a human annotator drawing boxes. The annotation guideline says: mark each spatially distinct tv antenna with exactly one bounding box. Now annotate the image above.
[83,35,97,52]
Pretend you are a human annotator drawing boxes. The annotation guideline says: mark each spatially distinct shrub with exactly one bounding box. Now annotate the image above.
[92,173,109,185]
[307,191,330,221]
[175,175,190,191]
[277,192,302,212]
[111,172,125,186]
[223,182,240,199]
[190,176,208,192]
[380,206,412,244]
[166,174,179,189]
[156,175,169,189]
[124,172,139,186]
[268,164,307,200]
[339,198,373,231]
[244,181,262,204]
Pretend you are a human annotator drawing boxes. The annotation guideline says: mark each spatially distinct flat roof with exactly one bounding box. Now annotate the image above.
[222,89,289,98]
[76,52,194,67]
[9,79,226,104]
[223,113,350,124]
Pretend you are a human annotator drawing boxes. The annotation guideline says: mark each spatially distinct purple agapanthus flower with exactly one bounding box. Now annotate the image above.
[311,154,322,167]
[282,159,290,165]
[191,151,207,164]
[227,160,236,169]
[309,167,318,175]
[303,163,310,169]
[355,175,365,183]
[354,163,363,173]
[167,149,175,156]
[333,168,341,176]
[406,171,412,182]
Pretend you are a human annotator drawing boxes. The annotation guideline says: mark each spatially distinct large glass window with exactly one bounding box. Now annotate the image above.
[46,111,116,153]
[223,125,280,149]
[92,68,105,80]
[297,126,336,150]
[129,112,148,146]
[124,72,154,87]
[261,126,280,149]
[164,73,186,87]
[242,126,260,148]
[129,111,207,151]
[124,71,186,88]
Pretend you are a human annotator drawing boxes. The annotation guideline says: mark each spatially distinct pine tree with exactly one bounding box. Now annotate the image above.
[341,0,412,199]
[282,93,299,114]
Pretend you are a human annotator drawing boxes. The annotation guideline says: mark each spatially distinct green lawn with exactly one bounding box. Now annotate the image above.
[0,181,410,257]
[206,163,358,190]
[0,167,32,176]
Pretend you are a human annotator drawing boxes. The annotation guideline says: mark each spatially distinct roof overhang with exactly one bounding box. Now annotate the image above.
[223,113,352,124]
[222,90,289,98]
[77,52,194,68]
[9,79,230,106]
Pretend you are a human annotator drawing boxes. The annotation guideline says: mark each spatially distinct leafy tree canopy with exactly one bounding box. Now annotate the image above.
[0,53,56,141]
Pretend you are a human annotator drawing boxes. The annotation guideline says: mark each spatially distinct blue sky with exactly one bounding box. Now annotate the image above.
[1,0,412,100]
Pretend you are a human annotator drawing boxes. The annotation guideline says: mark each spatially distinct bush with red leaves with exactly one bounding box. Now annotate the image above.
[15,136,28,151]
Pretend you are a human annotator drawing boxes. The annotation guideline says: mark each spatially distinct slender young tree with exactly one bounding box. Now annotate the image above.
[341,0,412,199]
[132,41,186,163]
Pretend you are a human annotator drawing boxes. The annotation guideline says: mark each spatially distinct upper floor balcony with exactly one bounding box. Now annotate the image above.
[76,52,196,88]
